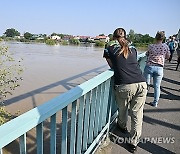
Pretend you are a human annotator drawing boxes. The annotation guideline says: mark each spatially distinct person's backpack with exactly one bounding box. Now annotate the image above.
[169,41,175,51]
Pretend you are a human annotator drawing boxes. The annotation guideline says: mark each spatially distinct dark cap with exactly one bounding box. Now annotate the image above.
[155,31,165,40]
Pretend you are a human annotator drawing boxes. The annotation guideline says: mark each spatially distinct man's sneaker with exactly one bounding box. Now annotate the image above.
[116,124,128,134]
[127,143,137,153]
[150,102,157,107]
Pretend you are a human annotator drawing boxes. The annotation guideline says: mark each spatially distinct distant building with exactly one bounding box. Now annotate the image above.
[14,36,21,39]
[51,35,61,40]
[73,36,80,40]
[37,37,44,40]
[63,35,74,41]
[75,36,91,42]
[94,35,109,42]
[32,34,39,39]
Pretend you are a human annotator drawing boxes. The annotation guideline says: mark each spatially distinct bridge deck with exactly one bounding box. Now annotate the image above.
[96,57,180,154]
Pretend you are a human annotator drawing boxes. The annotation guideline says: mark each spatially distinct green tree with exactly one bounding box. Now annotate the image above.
[51,33,57,36]
[108,34,113,41]
[134,34,143,43]
[42,34,47,38]
[4,28,20,37]
[127,29,135,42]
[127,29,155,48]
[24,32,33,40]
[99,34,105,36]
[58,34,64,39]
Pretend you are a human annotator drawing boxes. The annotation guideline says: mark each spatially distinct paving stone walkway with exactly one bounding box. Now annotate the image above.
[96,57,180,154]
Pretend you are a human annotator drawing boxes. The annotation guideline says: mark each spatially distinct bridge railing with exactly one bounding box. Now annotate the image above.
[0,53,146,154]
[0,69,115,154]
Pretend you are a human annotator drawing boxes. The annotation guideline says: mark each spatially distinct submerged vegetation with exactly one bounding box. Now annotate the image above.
[95,41,105,47]
[69,38,80,45]
[0,42,23,125]
[45,39,56,45]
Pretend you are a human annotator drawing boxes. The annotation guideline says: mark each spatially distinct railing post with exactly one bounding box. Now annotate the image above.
[106,79,113,134]
[76,96,85,154]
[98,82,105,131]
[37,122,43,154]
[88,87,97,144]
[82,92,91,151]
[61,107,68,154]
[94,84,102,137]
[19,134,26,154]
[101,79,111,127]
[50,114,56,154]
[70,101,77,154]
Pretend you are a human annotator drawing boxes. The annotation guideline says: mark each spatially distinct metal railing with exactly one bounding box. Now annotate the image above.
[0,70,115,154]
[0,53,146,154]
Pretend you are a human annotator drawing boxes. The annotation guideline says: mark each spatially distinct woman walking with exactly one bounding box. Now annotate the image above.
[103,28,147,153]
[144,31,170,107]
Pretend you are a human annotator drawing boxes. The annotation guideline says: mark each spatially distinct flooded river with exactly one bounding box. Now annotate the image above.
[4,42,109,114]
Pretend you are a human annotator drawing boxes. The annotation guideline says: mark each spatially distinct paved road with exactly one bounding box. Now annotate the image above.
[97,57,180,154]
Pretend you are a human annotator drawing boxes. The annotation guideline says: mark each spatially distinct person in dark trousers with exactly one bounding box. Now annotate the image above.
[103,28,147,153]
[168,37,176,62]
[176,42,180,71]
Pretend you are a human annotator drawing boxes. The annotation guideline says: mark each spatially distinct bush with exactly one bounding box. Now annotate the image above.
[19,38,29,42]
[133,43,149,48]
[95,40,105,47]
[0,105,19,125]
[61,40,69,45]
[45,39,56,45]
[69,38,80,45]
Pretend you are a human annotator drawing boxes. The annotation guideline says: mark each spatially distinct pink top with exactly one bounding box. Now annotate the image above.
[146,43,170,66]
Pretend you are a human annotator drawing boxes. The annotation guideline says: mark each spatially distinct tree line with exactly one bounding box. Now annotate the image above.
[1,28,161,48]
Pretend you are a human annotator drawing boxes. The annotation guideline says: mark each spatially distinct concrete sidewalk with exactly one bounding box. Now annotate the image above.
[96,58,180,154]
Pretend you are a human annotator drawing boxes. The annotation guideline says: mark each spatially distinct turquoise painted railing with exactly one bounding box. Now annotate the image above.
[0,69,115,154]
[0,53,146,154]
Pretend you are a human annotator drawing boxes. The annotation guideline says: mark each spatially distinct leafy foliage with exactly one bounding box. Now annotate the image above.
[51,33,57,36]
[45,39,56,45]
[24,32,33,40]
[108,34,113,41]
[4,28,20,37]
[61,40,69,45]
[127,29,155,48]
[95,41,105,47]
[69,38,80,45]
[0,105,19,125]
[99,34,105,36]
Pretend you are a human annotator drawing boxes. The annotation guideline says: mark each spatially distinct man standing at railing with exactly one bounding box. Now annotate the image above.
[103,28,147,153]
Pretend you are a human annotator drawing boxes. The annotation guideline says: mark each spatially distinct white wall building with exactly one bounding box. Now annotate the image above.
[51,35,61,40]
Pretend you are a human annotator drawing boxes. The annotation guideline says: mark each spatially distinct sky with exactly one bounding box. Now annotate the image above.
[0,0,180,38]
